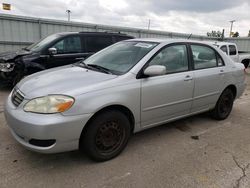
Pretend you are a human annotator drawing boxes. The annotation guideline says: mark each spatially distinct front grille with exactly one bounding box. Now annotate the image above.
[11,89,24,107]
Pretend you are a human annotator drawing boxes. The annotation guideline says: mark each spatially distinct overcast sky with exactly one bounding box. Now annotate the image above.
[0,0,250,37]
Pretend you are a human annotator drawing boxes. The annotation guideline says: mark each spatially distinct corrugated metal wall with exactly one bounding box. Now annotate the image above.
[224,37,250,52]
[0,14,219,52]
[0,13,250,52]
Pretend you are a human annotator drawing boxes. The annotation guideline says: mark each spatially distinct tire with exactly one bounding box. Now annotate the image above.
[80,110,131,162]
[242,60,250,69]
[211,88,234,120]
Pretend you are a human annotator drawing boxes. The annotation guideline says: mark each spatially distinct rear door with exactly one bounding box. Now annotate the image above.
[84,35,113,54]
[140,44,194,127]
[190,44,226,113]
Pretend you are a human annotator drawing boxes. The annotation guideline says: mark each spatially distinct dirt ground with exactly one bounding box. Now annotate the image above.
[0,74,250,188]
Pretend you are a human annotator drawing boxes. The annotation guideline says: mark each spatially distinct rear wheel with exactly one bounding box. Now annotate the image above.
[80,110,131,161]
[211,88,234,120]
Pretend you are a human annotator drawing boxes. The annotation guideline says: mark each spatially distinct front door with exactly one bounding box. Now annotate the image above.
[46,35,86,68]
[140,44,194,128]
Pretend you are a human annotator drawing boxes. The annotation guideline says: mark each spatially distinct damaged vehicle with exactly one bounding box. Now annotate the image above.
[0,32,134,86]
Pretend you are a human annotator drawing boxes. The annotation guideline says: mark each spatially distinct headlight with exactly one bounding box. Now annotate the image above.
[0,63,15,72]
[24,95,74,114]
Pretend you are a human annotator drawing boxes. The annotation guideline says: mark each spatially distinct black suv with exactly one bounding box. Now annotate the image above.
[0,32,134,86]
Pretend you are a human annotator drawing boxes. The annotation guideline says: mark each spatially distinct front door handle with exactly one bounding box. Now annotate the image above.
[219,69,225,75]
[184,75,193,81]
[75,57,85,60]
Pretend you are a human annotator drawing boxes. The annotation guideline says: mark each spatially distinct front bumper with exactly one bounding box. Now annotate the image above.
[0,69,18,87]
[0,72,12,86]
[4,93,92,153]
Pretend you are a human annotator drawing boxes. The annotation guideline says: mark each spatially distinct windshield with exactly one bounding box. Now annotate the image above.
[25,34,61,52]
[84,41,158,75]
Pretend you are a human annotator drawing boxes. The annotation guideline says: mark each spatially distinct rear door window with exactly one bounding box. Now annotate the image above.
[85,36,113,53]
[229,45,237,55]
[191,45,217,69]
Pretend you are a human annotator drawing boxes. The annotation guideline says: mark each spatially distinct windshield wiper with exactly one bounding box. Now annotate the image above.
[87,64,113,74]
[74,61,93,70]
[74,61,114,74]
[75,61,88,68]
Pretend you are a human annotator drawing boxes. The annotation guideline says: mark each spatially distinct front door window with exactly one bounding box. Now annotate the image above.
[148,44,189,74]
[52,36,81,54]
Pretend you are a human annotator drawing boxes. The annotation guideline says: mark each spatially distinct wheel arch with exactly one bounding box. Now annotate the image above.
[224,84,237,99]
[79,104,135,148]
[211,84,236,120]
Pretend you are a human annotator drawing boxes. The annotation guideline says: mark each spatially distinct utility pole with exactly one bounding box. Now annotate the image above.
[221,29,225,41]
[147,19,151,30]
[66,10,71,21]
[229,20,236,37]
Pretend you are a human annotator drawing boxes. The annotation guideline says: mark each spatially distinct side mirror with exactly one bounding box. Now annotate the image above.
[48,48,57,55]
[144,65,166,77]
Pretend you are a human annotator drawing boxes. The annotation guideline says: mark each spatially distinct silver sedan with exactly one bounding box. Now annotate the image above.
[4,39,246,161]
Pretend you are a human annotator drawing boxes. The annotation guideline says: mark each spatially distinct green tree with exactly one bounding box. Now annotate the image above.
[232,32,239,37]
[207,30,222,38]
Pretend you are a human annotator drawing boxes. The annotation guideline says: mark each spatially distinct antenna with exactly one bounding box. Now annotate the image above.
[187,33,192,39]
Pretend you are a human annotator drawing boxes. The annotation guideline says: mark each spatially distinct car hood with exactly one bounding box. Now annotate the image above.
[17,65,118,98]
[0,50,32,62]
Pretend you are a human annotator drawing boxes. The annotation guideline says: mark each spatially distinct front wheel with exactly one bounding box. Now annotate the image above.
[211,88,234,120]
[80,110,131,162]
[242,60,250,69]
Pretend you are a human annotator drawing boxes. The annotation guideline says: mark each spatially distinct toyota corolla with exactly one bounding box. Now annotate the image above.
[4,39,246,161]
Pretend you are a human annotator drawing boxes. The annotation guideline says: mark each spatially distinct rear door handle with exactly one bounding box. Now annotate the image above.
[184,75,193,81]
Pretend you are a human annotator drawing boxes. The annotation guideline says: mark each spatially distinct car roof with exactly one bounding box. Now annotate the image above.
[127,38,219,46]
[56,32,78,36]
[56,31,133,37]
[206,41,236,47]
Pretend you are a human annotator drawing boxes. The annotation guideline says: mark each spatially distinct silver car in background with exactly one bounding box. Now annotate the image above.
[4,39,246,161]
